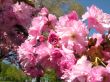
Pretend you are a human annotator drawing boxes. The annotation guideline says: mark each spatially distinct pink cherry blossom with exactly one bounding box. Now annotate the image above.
[56,20,88,54]
[88,66,110,82]
[29,16,48,37]
[61,56,92,82]
[48,31,59,46]
[17,38,50,77]
[82,5,110,33]
[50,48,62,62]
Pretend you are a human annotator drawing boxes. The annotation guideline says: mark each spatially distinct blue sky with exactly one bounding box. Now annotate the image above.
[77,0,110,14]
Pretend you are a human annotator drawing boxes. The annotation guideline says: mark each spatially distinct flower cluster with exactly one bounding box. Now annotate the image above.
[15,4,110,82]
[0,0,37,58]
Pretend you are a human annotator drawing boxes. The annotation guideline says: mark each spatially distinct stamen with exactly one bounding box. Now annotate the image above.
[92,57,107,67]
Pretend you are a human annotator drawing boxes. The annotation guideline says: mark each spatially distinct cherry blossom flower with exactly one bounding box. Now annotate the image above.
[48,31,59,46]
[82,5,110,33]
[56,19,88,54]
[61,56,92,82]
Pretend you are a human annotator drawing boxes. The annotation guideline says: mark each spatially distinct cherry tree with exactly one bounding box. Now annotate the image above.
[1,0,110,82]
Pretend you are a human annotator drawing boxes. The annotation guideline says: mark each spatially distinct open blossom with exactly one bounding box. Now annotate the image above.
[88,66,110,82]
[18,39,50,77]
[56,19,88,54]
[82,5,110,33]
[29,16,48,37]
[61,56,92,82]
[55,10,78,28]
[29,8,57,38]
[49,45,76,77]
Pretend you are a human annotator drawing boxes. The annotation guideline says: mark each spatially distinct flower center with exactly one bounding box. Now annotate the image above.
[86,46,107,67]
[71,33,76,40]
[92,57,107,67]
